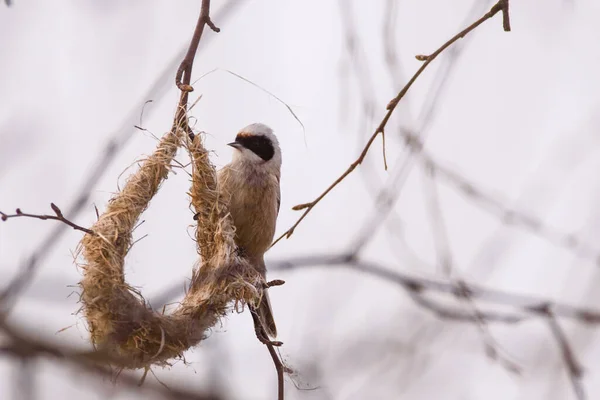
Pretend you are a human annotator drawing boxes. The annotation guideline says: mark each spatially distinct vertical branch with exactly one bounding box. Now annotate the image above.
[174,0,220,134]
[546,312,586,400]
[250,307,285,400]
[421,166,519,373]
[500,0,511,31]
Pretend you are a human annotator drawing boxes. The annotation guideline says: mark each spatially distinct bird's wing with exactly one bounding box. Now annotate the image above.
[276,176,281,216]
[277,187,281,216]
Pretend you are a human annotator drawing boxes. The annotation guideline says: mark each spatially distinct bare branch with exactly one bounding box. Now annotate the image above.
[175,0,219,134]
[545,310,586,400]
[0,203,94,235]
[396,133,600,265]
[250,308,285,400]
[0,321,225,400]
[422,167,520,373]
[271,0,511,247]
[270,255,600,326]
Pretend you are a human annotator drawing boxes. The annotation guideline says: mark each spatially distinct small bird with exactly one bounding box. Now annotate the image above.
[217,123,281,337]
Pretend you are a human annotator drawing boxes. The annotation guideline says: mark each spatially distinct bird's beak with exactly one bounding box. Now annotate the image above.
[227,142,243,150]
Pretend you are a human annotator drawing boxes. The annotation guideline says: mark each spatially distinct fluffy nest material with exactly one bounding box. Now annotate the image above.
[78,127,263,369]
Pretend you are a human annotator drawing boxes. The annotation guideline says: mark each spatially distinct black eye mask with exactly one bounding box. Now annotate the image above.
[235,134,275,161]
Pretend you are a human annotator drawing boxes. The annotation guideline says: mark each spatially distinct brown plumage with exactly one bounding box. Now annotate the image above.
[217,123,281,337]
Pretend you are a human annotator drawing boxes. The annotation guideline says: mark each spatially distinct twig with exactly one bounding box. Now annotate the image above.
[175,0,219,135]
[271,0,511,247]
[250,307,283,347]
[270,254,600,325]
[407,291,525,323]
[396,134,600,265]
[430,155,600,263]
[267,342,285,400]
[422,166,453,276]
[250,308,285,400]
[501,0,511,31]
[0,322,224,400]
[422,168,520,373]
[0,203,94,235]
[545,309,586,400]
[455,280,521,373]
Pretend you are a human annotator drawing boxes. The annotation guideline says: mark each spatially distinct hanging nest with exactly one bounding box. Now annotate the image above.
[77,124,263,369]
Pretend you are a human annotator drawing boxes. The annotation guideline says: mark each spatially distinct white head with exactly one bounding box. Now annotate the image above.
[227,123,281,171]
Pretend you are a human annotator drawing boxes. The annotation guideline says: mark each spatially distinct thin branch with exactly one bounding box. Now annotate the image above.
[455,280,521,373]
[422,166,453,276]
[270,254,600,325]
[422,168,520,373]
[267,341,285,400]
[396,131,600,265]
[407,291,526,323]
[501,0,511,31]
[429,155,600,263]
[271,0,511,247]
[0,322,224,400]
[0,203,94,235]
[546,310,586,400]
[250,308,285,400]
[175,0,219,134]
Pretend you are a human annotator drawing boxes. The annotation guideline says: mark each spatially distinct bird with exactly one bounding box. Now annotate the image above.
[217,122,281,337]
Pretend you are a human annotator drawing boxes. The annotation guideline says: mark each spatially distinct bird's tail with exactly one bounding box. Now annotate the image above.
[258,290,277,338]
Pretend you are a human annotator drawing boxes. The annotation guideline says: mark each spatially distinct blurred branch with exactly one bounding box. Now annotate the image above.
[422,167,453,277]
[350,118,600,266]
[404,132,600,264]
[272,0,511,247]
[545,309,586,400]
[13,358,35,400]
[407,291,525,323]
[422,167,520,373]
[0,203,94,235]
[271,254,600,325]
[156,252,600,329]
[431,156,600,261]
[0,322,225,400]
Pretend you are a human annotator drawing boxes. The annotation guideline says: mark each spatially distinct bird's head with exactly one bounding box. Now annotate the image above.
[228,123,281,170]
